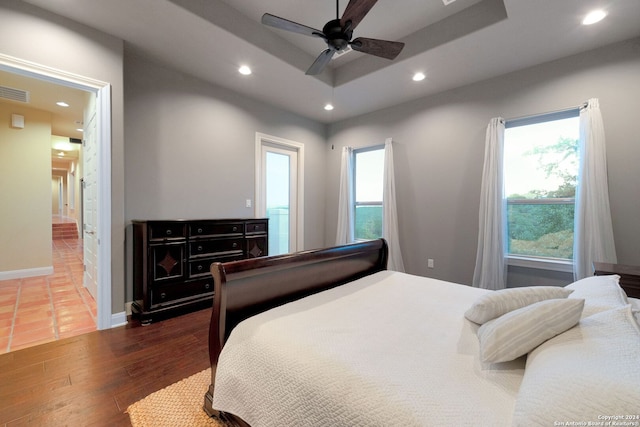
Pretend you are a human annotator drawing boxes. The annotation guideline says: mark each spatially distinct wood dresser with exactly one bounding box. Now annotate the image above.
[593,262,640,299]
[132,218,268,323]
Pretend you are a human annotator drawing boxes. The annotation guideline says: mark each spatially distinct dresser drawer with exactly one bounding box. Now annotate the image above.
[189,237,244,258]
[188,254,245,278]
[149,222,186,240]
[189,222,244,237]
[151,280,213,307]
[246,220,268,234]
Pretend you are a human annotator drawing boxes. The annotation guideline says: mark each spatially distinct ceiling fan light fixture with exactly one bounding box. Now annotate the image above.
[582,10,607,25]
[238,65,252,75]
[412,72,426,82]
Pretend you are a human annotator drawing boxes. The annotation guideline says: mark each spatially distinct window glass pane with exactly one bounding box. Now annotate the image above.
[507,201,575,259]
[504,116,579,260]
[355,149,384,202]
[354,205,382,240]
[265,151,290,255]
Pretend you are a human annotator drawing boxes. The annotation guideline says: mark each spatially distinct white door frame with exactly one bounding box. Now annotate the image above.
[0,53,112,330]
[255,133,304,252]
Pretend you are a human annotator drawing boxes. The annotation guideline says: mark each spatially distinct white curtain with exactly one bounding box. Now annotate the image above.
[573,98,617,280]
[336,146,354,245]
[472,118,507,290]
[383,138,405,272]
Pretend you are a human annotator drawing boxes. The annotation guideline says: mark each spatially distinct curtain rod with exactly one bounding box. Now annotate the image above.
[502,101,589,125]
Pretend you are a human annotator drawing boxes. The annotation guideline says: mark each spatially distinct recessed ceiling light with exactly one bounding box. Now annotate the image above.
[76,128,84,132]
[324,104,334,111]
[238,65,252,75]
[582,10,607,25]
[412,72,426,82]
[56,101,70,107]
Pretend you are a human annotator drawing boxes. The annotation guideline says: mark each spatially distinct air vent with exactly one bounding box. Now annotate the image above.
[0,85,30,103]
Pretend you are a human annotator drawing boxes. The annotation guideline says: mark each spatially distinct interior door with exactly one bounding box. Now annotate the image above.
[83,93,98,300]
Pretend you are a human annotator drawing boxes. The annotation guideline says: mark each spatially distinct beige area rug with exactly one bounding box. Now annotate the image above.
[127,368,232,427]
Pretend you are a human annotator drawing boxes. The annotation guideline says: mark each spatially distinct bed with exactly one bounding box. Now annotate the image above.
[203,239,640,426]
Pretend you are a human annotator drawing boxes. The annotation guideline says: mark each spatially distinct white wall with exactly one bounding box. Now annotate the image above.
[123,50,327,299]
[326,38,640,286]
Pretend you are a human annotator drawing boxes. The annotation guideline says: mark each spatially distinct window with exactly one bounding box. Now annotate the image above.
[504,110,579,263]
[353,146,384,240]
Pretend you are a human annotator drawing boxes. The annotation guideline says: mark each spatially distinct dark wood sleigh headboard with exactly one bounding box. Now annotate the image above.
[203,239,388,419]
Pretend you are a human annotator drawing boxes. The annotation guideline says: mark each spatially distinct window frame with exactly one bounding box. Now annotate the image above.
[352,145,385,241]
[504,108,580,272]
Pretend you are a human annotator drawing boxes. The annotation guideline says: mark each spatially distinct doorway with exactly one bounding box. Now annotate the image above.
[0,53,112,332]
[255,133,304,255]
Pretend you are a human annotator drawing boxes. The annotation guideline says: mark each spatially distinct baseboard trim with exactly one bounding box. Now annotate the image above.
[0,266,54,281]
[111,311,127,328]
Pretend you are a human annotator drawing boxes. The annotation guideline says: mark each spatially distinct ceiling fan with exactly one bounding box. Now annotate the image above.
[262,0,405,75]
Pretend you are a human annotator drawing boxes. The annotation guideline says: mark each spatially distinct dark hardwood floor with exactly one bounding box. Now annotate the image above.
[0,307,212,426]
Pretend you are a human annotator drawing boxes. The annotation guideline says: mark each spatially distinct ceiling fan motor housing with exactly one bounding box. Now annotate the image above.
[323,18,352,51]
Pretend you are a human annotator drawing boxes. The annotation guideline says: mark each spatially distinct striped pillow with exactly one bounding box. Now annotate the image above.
[465,286,574,325]
[477,298,584,363]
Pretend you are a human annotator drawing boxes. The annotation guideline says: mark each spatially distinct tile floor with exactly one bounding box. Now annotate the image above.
[0,238,97,354]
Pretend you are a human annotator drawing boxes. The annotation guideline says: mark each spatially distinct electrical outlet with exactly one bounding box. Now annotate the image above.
[245,199,252,208]
[427,258,434,269]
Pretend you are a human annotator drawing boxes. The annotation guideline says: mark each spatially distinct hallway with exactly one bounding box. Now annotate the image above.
[0,237,97,354]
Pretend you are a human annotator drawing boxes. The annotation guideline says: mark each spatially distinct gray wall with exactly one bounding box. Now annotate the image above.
[326,38,640,287]
[123,50,328,300]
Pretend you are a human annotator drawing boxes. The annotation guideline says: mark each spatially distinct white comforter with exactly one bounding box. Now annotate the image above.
[212,271,526,426]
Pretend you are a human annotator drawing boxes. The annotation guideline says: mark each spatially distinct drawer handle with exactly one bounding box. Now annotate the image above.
[254,225,259,230]
[232,226,238,232]
[232,242,238,248]
[166,230,172,236]
[197,245,203,251]
[197,227,203,233]
[205,283,210,290]
[197,265,203,271]
[160,292,166,299]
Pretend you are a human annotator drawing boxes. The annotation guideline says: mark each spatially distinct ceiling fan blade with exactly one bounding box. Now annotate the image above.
[350,37,405,60]
[261,13,325,38]
[306,49,336,75]
[340,0,377,31]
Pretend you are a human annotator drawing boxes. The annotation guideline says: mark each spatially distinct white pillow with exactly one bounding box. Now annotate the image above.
[631,298,640,327]
[477,298,584,363]
[513,305,640,426]
[464,286,573,324]
[565,274,628,318]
